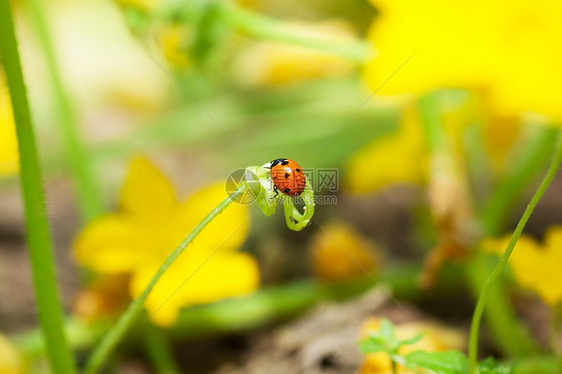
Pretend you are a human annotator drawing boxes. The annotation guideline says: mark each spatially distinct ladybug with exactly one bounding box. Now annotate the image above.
[269,158,306,197]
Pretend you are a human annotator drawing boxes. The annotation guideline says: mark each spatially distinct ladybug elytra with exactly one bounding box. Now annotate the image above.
[269,158,306,196]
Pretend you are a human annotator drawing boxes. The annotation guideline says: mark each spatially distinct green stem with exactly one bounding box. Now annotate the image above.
[144,322,181,374]
[24,0,104,221]
[83,182,248,374]
[391,360,397,374]
[0,2,77,373]
[419,93,540,358]
[468,130,562,374]
[466,255,539,357]
[418,93,447,152]
[481,125,558,235]
[169,1,373,63]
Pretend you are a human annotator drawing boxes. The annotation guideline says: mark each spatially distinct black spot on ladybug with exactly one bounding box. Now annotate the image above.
[284,173,290,179]
[273,176,277,179]
[296,168,301,172]
[281,160,289,165]
[283,188,291,193]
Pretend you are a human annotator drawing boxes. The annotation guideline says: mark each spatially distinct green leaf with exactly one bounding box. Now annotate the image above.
[359,339,385,354]
[478,357,513,374]
[379,319,396,342]
[245,163,315,231]
[399,333,424,347]
[403,350,468,374]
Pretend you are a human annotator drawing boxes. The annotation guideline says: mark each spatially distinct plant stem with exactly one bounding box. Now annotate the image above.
[24,0,103,222]
[466,254,539,356]
[83,182,249,374]
[144,321,181,374]
[468,130,562,374]
[419,93,540,357]
[0,1,77,373]
[481,125,558,235]
[418,93,446,152]
[391,360,397,374]
[169,1,373,63]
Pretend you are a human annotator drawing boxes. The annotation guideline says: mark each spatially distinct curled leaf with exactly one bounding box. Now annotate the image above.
[245,162,314,231]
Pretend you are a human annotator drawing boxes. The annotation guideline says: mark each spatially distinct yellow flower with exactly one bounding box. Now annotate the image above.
[74,158,259,325]
[482,227,562,305]
[231,20,356,86]
[0,74,18,177]
[158,23,191,68]
[345,92,521,194]
[0,332,23,374]
[309,222,380,281]
[481,115,522,174]
[115,0,157,12]
[365,0,562,122]
[360,318,465,374]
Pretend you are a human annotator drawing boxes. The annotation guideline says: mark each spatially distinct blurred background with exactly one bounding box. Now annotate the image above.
[1,0,562,373]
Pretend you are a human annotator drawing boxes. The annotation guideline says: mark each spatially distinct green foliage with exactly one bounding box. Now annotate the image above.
[478,357,513,374]
[246,163,315,231]
[403,351,468,374]
[360,319,514,374]
[359,318,423,368]
[0,0,77,372]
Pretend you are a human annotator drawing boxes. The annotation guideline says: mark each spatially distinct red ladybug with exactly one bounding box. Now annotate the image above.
[269,158,306,196]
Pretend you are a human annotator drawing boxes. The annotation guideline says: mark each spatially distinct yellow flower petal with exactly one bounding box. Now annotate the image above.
[159,23,191,68]
[365,0,562,122]
[175,182,250,252]
[0,74,18,177]
[131,249,259,326]
[483,229,562,305]
[74,214,153,273]
[120,158,176,219]
[74,159,256,325]
[360,317,465,373]
[0,333,23,374]
[361,351,393,374]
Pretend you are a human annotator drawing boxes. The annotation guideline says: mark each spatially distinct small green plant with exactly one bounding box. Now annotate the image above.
[359,319,513,374]
[246,162,315,231]
[359,319,423,374]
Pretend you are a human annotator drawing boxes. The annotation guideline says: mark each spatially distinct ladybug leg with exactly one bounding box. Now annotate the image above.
[271,186,279,200]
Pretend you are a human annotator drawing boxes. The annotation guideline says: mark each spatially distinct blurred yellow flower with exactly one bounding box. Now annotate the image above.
[74,157,259,325]
[231,20,356,86]
[115,0,156,12]
[309,222,380,281]
[482,116,522,173]
[158,23,191,68]
[365,0,562,122]
[0,332,23,374]
[482,227,562,305]
[0,74,18,177]
[345,92,520,194]
[345,107,427,193]
[360,318,465,374]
